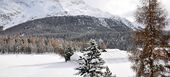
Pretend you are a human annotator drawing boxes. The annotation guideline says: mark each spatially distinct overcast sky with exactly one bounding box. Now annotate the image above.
[84,0,170,21]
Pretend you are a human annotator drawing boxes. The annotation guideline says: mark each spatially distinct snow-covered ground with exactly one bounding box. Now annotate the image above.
[0,49,134,77]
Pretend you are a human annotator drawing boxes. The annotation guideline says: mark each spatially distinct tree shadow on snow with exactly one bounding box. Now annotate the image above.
[104,58,129,63]
[15,61,78,69]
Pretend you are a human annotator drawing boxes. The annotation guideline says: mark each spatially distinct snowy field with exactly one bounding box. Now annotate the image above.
[0,49,134,77]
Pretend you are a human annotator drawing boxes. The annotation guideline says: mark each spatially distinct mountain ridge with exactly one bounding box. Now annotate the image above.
[0,0,137,50]
[1,15,134,50]
[0,0,112,29]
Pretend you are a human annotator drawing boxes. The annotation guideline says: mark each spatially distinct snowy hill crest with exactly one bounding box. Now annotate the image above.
[0,0,112,29]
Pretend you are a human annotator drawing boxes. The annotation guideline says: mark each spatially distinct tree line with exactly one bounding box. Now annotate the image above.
[0,35,80,55]
[0,35,107,55]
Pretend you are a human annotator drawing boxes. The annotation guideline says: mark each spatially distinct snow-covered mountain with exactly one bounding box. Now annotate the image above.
[2,15,133,50]
[0,0,112,29]
[0,0,137,50]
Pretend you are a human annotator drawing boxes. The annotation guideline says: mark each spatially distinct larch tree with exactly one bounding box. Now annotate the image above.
[129,0,170,77]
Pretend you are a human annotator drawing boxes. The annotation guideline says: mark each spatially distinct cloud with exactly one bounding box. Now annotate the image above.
[84,0,170,21]
[84,0,136,16]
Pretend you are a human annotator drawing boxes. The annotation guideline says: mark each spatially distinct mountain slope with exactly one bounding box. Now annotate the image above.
[0,0,137,50]
[2,15,133,50]
[0,0,112,29]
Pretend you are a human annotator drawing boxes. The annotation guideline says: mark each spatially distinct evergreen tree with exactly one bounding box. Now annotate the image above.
[75,40,106,77]
[104,66,115,77]
[64,47,74,62]
[129,0,169,77]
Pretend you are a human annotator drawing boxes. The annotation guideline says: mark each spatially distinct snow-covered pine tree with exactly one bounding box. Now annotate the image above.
[104,66,115,77]
[75,39,106,77]
[129,0,170,77]
[64,47,74,62]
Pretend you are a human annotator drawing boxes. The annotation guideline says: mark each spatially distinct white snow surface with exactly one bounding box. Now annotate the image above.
[165,18,170,31]
[0,49,134,77]
[0,0,112,29]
